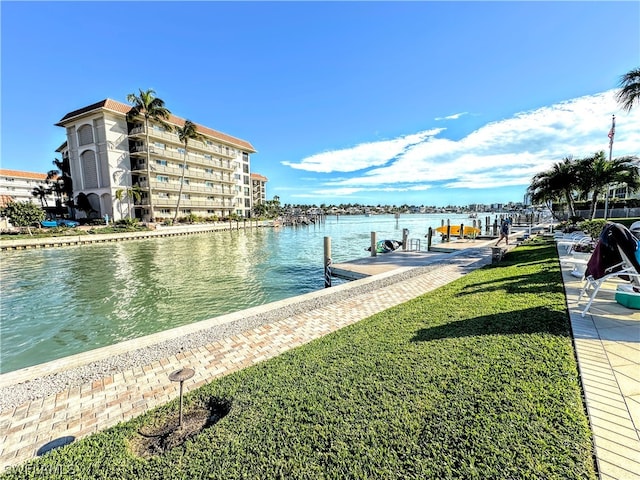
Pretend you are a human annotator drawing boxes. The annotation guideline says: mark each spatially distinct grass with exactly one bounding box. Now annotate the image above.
[1,239,596,479]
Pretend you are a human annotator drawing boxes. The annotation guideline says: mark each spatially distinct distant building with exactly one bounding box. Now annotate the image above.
[56,98,257,222]
[0,169,56,207]
[251,173,268,207]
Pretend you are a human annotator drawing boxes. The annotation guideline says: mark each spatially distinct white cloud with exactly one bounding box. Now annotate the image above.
[435,112,468,121]
[281,129,443,173]
[292,90,638,194]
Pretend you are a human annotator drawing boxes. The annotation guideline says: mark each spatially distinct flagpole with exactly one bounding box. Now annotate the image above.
[604,115,615,219]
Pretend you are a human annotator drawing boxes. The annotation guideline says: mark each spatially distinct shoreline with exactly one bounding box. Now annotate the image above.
[0,249,481,411]
[0,220,274,251]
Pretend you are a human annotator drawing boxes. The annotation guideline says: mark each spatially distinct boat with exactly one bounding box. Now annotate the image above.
[435,225,480,237]
[365,239,403,253]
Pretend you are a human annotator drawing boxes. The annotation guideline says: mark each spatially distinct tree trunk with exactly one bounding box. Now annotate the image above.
[590,191,600,220]
[173,150,187,223]
[145,118,155,223]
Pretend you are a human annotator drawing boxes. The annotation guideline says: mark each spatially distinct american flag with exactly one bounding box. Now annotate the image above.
[608,116,616,148]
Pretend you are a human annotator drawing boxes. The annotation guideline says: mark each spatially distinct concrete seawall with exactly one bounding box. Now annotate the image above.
[0,221,274,251]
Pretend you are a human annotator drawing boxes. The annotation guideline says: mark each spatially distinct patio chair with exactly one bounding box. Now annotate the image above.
[578,223,640,317]
[556,236,593,256]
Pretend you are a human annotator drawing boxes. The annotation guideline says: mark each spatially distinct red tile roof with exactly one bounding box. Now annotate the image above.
[57,98,256,152]
[250,173,268,182]
[0,169,49,181]
[0,194,15,208]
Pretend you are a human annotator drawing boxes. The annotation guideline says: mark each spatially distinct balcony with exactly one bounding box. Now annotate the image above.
[127,123,240,159]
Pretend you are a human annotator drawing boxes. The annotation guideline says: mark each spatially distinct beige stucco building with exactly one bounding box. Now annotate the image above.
[56,99,256,222]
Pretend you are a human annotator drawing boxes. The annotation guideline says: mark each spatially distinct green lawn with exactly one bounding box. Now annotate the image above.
[2,239,596,479]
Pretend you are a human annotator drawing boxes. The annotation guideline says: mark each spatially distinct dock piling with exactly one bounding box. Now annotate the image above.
[324,236,332,288]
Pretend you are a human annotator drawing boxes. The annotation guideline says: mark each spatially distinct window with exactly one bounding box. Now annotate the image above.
[243,176,250,185]
[159,209,171,215]
[81,150,98,188]
[243,164,249,174]
[158,192,170,198]
[78,124,94,145]
[244,187,250,196]
[153,142,165,150]
[181,194,190,200]
[204,154,212,160]
[179,163,189,170]
[177,148,186,155]
[205,181,214,188]
[157,175,169,182]
[182,179,190,185]
[205,168,213,174]
[242,152,249,162]
[156,159,168,166]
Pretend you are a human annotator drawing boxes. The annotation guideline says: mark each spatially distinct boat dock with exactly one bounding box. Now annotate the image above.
[332,238,505,280]
[331,225,544,280]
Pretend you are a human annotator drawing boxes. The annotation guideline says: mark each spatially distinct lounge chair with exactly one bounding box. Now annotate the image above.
[578,223,640,316]
[555,231,592,254]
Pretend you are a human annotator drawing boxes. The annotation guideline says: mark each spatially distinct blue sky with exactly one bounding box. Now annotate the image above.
[1,1,639,208]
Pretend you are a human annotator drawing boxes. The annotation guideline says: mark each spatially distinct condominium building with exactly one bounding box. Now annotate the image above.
[251,173,268,206]
[56,99,257,222]
[0,169,57,207]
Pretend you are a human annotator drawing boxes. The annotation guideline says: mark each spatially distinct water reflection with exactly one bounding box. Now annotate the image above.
[1,214,480,372]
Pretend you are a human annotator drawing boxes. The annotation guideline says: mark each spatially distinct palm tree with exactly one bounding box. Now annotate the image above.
[527,157,578,219]
[616,67,640,112]
[31,186,50,208]
[126,89,172,222]
[173,120,204,223]
[115,189,126,219]
[46,156,73,213]
[127,186,143,219]
[115,186,143,220]
[575,151,640,219]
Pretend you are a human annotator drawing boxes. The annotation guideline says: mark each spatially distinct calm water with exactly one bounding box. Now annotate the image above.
[0,214,485,373]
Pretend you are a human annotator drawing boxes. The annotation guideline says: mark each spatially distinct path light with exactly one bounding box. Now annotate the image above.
[169,367,195,428]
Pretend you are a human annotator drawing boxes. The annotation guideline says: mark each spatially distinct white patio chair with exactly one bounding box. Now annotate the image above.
[578,225,640,317]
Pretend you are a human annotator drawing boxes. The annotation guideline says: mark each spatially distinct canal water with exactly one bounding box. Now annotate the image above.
[0,213,485,373]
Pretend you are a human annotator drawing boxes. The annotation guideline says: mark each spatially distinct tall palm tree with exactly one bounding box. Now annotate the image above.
[126,89,172,222]
[616,67,640,112]
[527,157,578,219]
[576,151,640,219]
[173,120,204,223]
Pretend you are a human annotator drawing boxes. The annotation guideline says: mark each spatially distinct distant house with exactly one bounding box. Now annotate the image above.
[0,169,56,207]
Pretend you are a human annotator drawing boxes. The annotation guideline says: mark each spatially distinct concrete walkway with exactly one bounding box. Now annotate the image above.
[561,260,640,480]
[0,238,638,479]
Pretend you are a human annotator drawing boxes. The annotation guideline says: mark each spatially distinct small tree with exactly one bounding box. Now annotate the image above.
[1,201,45,235]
